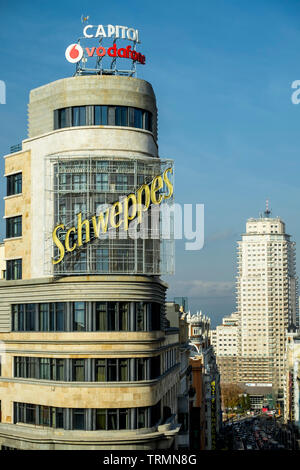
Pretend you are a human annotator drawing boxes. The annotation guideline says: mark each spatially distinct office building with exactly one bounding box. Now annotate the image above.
[0,63,181,448]
[236,207,298,408]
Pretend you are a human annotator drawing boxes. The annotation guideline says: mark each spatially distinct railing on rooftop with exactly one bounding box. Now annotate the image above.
[10,143,22,153]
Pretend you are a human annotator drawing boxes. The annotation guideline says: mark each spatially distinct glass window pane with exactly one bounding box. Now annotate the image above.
[7,259,22,280]
[95,173,108,191]
[101,106,108,125]
[55,359,65,381]
[134,109,143,128]
[94,105,101,125]
[73,359,85,381]
[55,408,64,428]
[26,404,36,425]
[40,358,51,380]
[7,173,22,196]
[6,216,22,238]
[26,304,35,331]
[96,248,109,273]
[59,108,67,128]
[96,409,106,430]
[39,304,49,331]
[27,357,37,378]
[108,303,117,331]
[115,106,128,126]
[56,303,65,331]
[136,303,145,331]
[73,409,85,430]
[119,409,129,429]
[107,410,117,430]
[72,106,86,126]
[73,302,86,331]
[137,407,146,428]
[95,302,107,331]
[95,106,108,125]
[95,359,106,381]
[107,359,117,381]
[119,359,128,381]
[119,303,129,331]
[128,107,135,127]
[137,358,146,381]
[39,406,51,427]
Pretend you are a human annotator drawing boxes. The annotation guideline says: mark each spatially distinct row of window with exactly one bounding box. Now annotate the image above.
[13,401,161,431]
[12,301,162,332]
[54,105,153,132]
[56,171,143,193]
[14,356,161,382]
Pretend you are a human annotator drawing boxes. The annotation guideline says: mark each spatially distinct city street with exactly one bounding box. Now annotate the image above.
[223,415,286,450]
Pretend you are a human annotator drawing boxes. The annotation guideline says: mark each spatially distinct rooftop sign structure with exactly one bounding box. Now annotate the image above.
[65,17,146,77]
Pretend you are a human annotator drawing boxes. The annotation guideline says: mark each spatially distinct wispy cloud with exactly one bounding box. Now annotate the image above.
[168,280,235,298]
[206,229,238,242]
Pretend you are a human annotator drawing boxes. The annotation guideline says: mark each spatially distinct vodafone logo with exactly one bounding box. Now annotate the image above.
[65,44,84,63]
[65,43,145,65]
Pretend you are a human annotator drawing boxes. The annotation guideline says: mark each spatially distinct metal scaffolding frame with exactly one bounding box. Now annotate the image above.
[44,154,174,277]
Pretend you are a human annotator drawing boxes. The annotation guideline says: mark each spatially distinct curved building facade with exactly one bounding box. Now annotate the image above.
[0,75,179,450]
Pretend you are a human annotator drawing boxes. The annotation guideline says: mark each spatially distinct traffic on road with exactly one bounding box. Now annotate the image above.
[227,415,285,450]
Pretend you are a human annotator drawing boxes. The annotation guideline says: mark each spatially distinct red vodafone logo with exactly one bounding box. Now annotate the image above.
[65,44,84,63]
[85,44,145,64]
[65,43,145,65]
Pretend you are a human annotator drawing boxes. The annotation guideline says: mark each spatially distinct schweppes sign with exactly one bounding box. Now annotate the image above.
[52,167,173,265]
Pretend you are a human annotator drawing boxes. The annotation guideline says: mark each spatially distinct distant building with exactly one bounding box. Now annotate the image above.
[186,311,222,450]
[236,207,298,409]
[284,330,300,427]
[210,313,239,384]
[165,301,192,449]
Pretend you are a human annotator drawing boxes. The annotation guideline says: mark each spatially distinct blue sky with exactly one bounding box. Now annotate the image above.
[1,0,300,327]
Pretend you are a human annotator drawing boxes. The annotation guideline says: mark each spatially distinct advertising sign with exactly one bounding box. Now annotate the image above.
[65,21,145,76]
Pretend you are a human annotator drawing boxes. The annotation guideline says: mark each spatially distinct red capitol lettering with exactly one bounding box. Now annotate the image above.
[85,44,146,65]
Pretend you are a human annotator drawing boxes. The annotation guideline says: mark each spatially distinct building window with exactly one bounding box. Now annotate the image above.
[72,359,85,381]
[12,301,163,332]
[54,106,153,132]
[72,173,87,191]
[95,409,106,430]
[119,303,129,331]
[50,303,66,331]
[73,302,86,331]
[136,302,146,331]
[14,402,159,430]
[137,358,147,381]
[6,216,22,238]
[137,407,147,428]
[95,173,108,191]
[95,249,109,272]
[94,105,108,125]
[6,259,22,280]
[72,106,86,126]
[95,302,107,331]
[115,106,128,126]
[72,409,85,430]
[57,108,68,128]
[7,173,22,196]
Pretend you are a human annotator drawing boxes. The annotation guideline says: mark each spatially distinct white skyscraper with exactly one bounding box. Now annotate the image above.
[236,204,298,406]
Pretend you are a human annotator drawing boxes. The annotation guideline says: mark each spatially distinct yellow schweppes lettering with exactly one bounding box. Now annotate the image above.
[52,167,174,265]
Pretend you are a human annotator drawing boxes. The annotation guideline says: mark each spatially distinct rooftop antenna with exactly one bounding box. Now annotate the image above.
[81,14,90,24]
[264,199,271,218]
